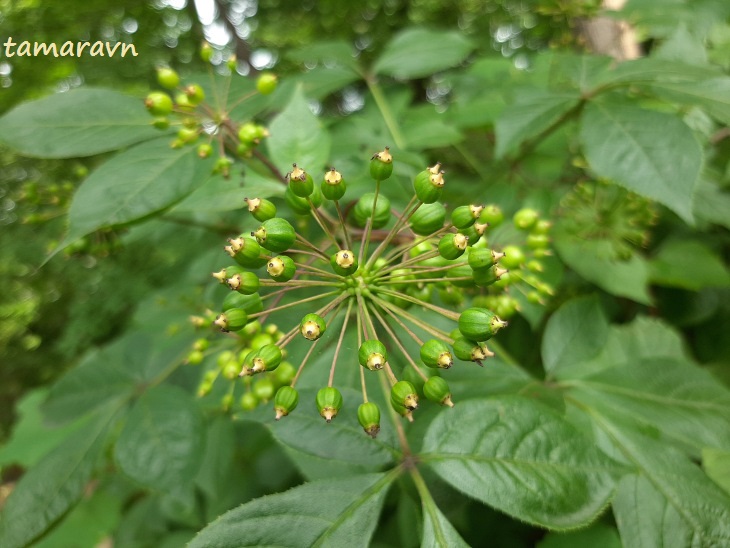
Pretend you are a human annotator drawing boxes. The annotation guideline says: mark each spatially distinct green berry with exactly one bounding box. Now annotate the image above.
[468,248,504,270]
[185,84,205,106]
[413,164,445,204]
[526,233,550,249]
[240,391,258,411]
[177,127,198,144]
[175,92,194,112]
[500,245,526,269]
[253,377,275,402]
[212,265,245,284]
[287,164,314,197]
[274,386,298,419]
[438,233,469,260]
[285,186,312,215]
[274,361,296,386]
[144,92,173,116]
[321,168,346,201]
[357,402,381,438]
[245,197,277,222]
[300,313,326,341]
[213,307,248,332]
[359,339,387,371]
[479,204,504,227]
[370,147,393,181]
[391,380,419,411]
[451,204,484,229]
[256,72,278,95]
[352,192,391,229]
[238,122,261,144]
[420,339,454,369]
[200,41,213,62]
[410,202,446,236]
[458,307,508,342]
[152,117,170,130]
[266,255,296,282]
[513,208,539,230]
[224,235,263,267]
[452,337,492,363]
[222,292,263,315]
[156,67,180,89]
[330,249,358,276]
[187,349,204,365]
[316,387,343,422]
[197,143,213,158]
[458,225,482,245]
[423,376,454,407]
[249,344,282,374]
[446,263,476,287]
[473,265,508,287]
[226,271,260,294]
[253,218,296,253]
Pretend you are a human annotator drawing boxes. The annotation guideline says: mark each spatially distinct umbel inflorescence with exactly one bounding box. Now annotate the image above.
[193,148,553,438]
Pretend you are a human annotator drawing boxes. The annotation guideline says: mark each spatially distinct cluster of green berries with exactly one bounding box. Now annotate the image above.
[196,147,553,438]
[144,43,278,178]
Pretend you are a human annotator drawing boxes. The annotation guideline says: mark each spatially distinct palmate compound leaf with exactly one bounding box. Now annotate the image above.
[189,472,397,548]
[420,396,621,530]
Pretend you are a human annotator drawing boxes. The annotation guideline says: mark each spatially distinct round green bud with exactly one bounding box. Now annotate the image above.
[225,236,264,267]
[438,284,464,306]
[253,218,296,253]
[438,232,469,260]
[423,376,454,407]
[222,292,263,315]
[358,339,387,371]
[458,307,508,342]
[212,265,245,284]
[287,164,314,197]
[452,337,493,363]
[187,349,204,365]
[200,41,213,62]
[240,391,258,411]
[391,380,419,411]
[352,193,391,229]
[526,233,550,249]
[316,387,343,422]
[256,72,278,95]
[266,255,296,282]
[513,208,539,230]
[300,313,326,341]
[526,260,544,272]
[226,271,260,294]
[184,84,205,106]
[357,402,381,438]
[177,127,199,144]
[253,377,275,402]
[174,92,194,112]
[144,92,173,116]
[330,249,358,276]
[532,219,552,235]
[413,164,445,204]
[447,263,476,288]
[152,117,170,130]
[274,386,298,419]
[214,307,248,332]
[321,168,346,201]
[193,338,209,352]
[156,67,180,89]
[500,245,526,269]
[249,344,282,375]
[479,204,504,227]
[468,248,505,271]
[420,339,454,369]
[410,202,446,236]
[285,186,311,214]
[451,204,484,229]
[197,143,213,158]
[245,197,277,222]
[238,122,261,144]
[473,265,508,287]
[495,294,518,319]
[370,147,393,181]
[274,361,296,386]
[227,54,237,71]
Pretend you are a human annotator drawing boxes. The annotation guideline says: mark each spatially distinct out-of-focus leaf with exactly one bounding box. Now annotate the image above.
[648,239,730,290]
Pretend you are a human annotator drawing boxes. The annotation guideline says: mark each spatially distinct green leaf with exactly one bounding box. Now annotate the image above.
[421,397,619,529]
[542,295,609,379]
[60,138,205,248]
[593,58,722,87]
[172,169,283,213]
[0,408,115,548]
[189,472,396,548]
[693,177,730,229]
[402,107,463,150]
[300,66,361,99]
[649,77,730,125]
[580,99,703,223]
[114,385,204,492]
[266,86,331,175]
[537,523,621,548]
[373,28,475,79]
[0,88,160,158]
[648,238,730,290]
[703,448,730,496]
[554,235,652,304]
[495,89,581,158]
[420,500,469,548]
[286,40,359,69]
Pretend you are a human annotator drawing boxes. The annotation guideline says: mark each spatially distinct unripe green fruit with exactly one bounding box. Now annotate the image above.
[468,248,504,270]
[152,117,170,130]
[212,265,245,284]
[274,361,296,385]
[423,376,454,407]
[410,202,446,235]
[245,197,277,222]
[316,387,343,422]
[370,147,393,181]
[193,338,209,352]
[391,380,419,411]
[175,92,194,112]
[226,271,260,294]
[256,72,278,95]
[250,332,274,350]
[387,268,413,290]
[473,264,508,287]
[300,313,326,341]
[413,164,445,204]
[513,208,539,230]
[200,41,213,62]
[359,339,387,371]
[352,193,391,229]
[253,377,275,402]
[458,225,482,245]
[249,344,282,374]
[156,67,180,89]
[458,307,508,342]
[451,204,484,229]
[321,168,346,201]
[214,307,248,332]
[330,249,358,276]
[287,164,314,197]
[532,219,552,235]
[479,204,504,227]
[438,233,469,260]
[357,402,381,438]
[274,386,298,419]
[285,186,312,214]
[227,54,237,71]
[420,339,454,369]
[184,84,205,106]
[495,294,518,319]
[144,92,173,116]
[240,391,258,411]
[452,337,493,363]
[526,233,550,249]
[238,122,261,144]
[197,143,213,158]
[267,255,296,282]
[177,127,198,144]
[500,245,526,269]
[187,349,204,365]
[447,263,476,288]
[222,292,263,315]
[224,236,263,267]
[438,285,464,306]
[253,218,296,253]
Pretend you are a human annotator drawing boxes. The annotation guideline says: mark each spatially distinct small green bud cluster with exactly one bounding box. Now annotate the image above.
[199,148,553,437]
